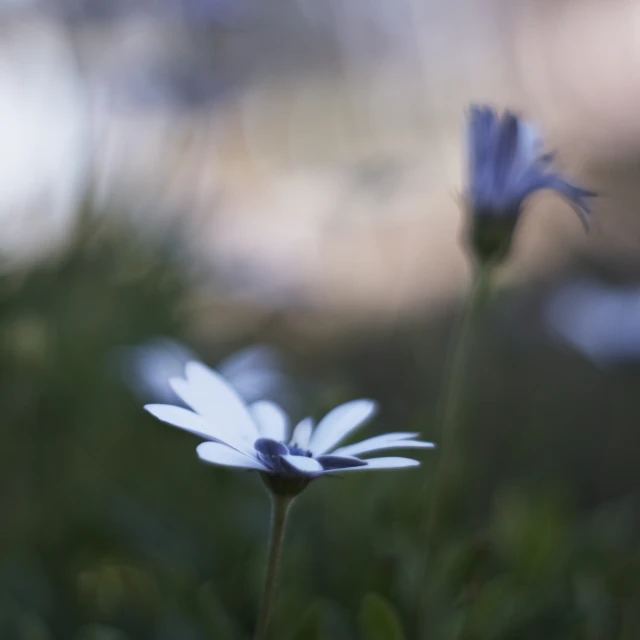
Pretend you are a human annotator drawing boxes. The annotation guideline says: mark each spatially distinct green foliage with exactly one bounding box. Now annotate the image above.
[358,594,405,640]
[0,214,639,639]
[287,601,326,640]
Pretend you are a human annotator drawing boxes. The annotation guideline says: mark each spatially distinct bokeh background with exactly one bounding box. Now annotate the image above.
[1,0,640,638]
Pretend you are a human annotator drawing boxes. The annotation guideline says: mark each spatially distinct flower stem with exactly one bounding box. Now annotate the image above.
[433,263,492,482]
[418,263,494,638]
[254,494,293,640]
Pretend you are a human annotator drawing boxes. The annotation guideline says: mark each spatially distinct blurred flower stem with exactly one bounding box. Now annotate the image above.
[419,262,494,637]
[254,494,293,640]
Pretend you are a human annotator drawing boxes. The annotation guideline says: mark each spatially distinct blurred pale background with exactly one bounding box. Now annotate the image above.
[4,0,638,325]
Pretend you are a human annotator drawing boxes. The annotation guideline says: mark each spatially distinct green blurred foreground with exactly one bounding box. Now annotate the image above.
[0,216,639,639]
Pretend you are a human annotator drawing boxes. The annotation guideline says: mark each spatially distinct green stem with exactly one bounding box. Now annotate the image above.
[433,264,492,481]
[254,495,293,640]
[418,263,494,638]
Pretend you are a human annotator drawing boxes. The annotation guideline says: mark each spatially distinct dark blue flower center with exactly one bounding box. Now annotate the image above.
[253,437,368,477]
[287,443,312,457]
[253,438,314,477]
[254,438,288,473]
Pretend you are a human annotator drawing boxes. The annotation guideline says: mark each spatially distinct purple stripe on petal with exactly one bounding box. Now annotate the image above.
[316,455,367,470]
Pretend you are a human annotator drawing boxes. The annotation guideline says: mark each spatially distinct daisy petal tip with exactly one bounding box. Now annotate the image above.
[364,456,421,470]
[143,403,172,418]
[387,459,420,469]
[185,360,211,379]
[403,441,435,450]
[195,441,209,457]
[143,404,161,420]
[362,398,380,415]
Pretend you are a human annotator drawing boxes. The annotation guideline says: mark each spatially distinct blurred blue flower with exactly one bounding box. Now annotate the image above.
[468,105,594,223]
[545,278,640,366]
[466,105,595,263]
[145,361,433,494]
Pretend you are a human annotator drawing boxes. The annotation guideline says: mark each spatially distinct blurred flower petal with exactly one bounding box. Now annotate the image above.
[219,344,291,405]
[121,338,195,405]
[545,278,640,364]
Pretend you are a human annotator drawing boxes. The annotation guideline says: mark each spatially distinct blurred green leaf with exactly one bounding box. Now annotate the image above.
[465,575,524,639]
[198,581,238,640]
[16,614,54,640]
[0,205,640,638]
[287,601,325,640]
[492,491,571,585]
[358,593,405,640]
[73,625,129,640]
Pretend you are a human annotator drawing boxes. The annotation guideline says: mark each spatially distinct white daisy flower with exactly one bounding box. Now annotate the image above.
[145,360,434,495]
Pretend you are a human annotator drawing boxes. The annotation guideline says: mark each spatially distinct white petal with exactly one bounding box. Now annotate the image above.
[229,370,287,403]
[281,455,323,474]
[250,401,289,441]
[145,403,256,456]
[169,377,205,415]
[374,432,420,440]
[186,362,259,437]
[333,437,434,457]
[308,400,378,455]
[332,432,421,457]
[290,417,313,449]
[145,404,224,442]
[322,456,420,474]
[170,361,260,442]
[197,442,267,470]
